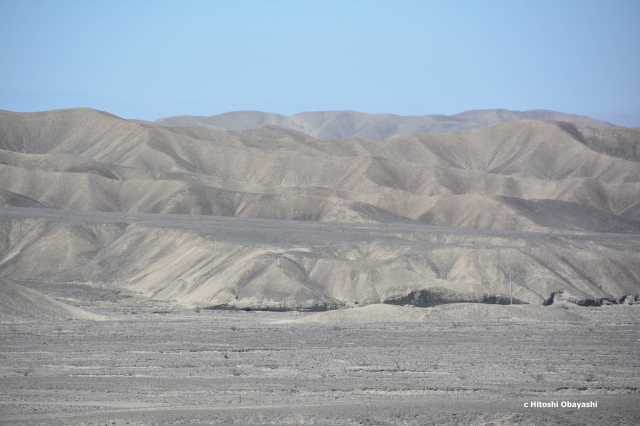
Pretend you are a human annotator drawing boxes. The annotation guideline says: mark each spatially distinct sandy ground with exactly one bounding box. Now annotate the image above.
[1,286,638,425]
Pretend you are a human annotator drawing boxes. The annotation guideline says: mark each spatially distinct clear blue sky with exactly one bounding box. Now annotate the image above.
[1,0,639,121]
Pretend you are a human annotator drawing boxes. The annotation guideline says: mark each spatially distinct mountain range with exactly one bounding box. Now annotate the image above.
[156,108,618,140]
[1,107,638,231]
[1,107,639,309]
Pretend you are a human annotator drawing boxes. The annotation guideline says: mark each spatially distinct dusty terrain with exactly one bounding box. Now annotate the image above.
[1,292,639,425]
[1,107,639,423]
[1,207,639,424]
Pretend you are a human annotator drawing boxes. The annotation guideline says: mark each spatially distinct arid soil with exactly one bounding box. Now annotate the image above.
[1,108,639,424]
[1,289,638,425]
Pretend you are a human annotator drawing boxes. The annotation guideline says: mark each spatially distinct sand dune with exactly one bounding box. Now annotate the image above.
[156,109,618,140]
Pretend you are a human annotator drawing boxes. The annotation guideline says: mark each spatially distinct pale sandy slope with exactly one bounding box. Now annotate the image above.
[0,280,104,322]
[156,109,618,140]
[1,108,639,234]
[298,303,585,322]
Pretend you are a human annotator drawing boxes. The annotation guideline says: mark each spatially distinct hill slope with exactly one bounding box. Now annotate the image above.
[0,280,104,322]
[1,209,638,309]
[1,108,639,233]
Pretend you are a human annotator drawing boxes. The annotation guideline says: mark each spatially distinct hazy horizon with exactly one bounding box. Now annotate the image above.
[1,92,639,129]
[1,1,639,124]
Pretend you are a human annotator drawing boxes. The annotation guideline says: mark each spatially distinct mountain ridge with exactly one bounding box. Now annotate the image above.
[1,108,638,232]
[156,108,619,140]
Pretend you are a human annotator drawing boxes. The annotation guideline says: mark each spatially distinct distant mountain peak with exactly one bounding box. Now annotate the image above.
[156,108,618,140]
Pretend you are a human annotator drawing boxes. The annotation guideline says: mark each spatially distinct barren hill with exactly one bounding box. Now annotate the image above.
[1,108,638,231]
[156,109,618,140]
[0,108,639,310]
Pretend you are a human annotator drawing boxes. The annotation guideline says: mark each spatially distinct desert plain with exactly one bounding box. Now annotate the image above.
[1,108,639,424]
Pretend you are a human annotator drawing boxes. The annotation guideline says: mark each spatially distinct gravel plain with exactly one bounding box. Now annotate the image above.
[1,286,638,425]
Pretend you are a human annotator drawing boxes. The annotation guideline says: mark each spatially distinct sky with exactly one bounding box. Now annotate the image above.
[1,0,639,123]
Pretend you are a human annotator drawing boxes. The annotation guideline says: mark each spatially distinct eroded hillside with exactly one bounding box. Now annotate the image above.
[1,108,639,232]
[1,108,639,310]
